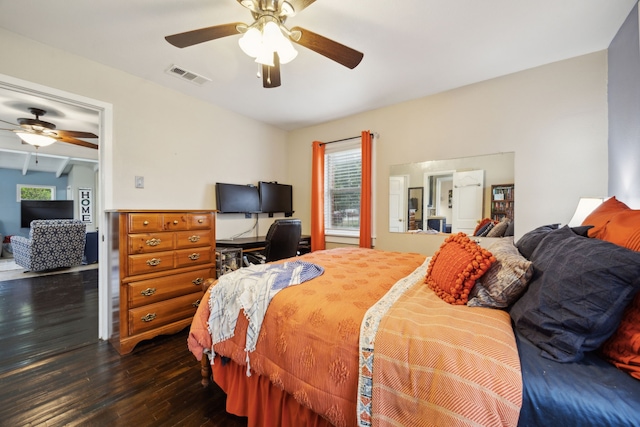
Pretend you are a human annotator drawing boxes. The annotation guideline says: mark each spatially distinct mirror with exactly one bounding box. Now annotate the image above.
[389,152,514,233]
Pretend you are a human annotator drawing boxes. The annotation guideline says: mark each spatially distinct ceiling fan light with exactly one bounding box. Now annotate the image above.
[255,49,275,67]
[238,27,262,58]
[262,21,286,50]
[17,132,56,147]
[277,38,298,64]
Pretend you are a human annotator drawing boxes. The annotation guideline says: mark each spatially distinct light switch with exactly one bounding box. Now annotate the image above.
[135,176,144,189]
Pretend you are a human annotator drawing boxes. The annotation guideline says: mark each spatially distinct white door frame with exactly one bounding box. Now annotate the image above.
[0,73,114,340]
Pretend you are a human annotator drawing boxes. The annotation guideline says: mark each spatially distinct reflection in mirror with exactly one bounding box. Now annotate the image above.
[389,152,514,234]
[408,187,423,230]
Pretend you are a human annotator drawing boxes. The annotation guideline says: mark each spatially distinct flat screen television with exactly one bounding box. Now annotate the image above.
[259,181,293,215]
[21,200,74,228]
[215,182,260,213]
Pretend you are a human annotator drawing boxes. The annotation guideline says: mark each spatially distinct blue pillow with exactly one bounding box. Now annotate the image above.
[510,226,640,362]
[516,224,559,259]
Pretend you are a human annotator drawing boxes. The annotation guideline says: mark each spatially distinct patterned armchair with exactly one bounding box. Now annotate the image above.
[11,219,86,272]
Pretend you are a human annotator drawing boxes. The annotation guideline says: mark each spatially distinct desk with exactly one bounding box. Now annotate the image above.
[216,235,311,254]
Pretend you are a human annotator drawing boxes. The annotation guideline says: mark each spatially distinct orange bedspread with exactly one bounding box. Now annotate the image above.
[369,281,522,426]
[188,248,426,427]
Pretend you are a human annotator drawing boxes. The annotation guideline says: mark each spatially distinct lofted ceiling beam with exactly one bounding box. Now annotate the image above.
[56,157,70,178]
[21,152,31,176]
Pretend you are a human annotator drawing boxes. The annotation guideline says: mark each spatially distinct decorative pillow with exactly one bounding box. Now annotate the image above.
[504,220,515,237]
[468,237,533,308]
[515,224,559,259]
[474,219,494,236]
[425,232,495,305]
[486,218,510,238]
[601,293,640,379]
[598,210,640,251]
[510,226,640,362]
[582,196,629,238]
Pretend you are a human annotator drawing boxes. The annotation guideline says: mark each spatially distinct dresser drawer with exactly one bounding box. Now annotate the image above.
[127,268,210,308]
[128,232,174,254]
[128,213,163,232]
[175,230,212,249]
[189,213,212,229]
[128,251,175,276]
[163,213,188,231]
[175,247,212,268]
[128,293,202,335]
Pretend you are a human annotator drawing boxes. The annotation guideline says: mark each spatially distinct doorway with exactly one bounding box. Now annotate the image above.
[0,73,113,340]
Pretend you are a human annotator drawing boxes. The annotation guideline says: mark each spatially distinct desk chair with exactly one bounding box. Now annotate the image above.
[246,219,302,264]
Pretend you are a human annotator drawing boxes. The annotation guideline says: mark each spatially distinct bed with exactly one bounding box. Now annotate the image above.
[188,197,640,427]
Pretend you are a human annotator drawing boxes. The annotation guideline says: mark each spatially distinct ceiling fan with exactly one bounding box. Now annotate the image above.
[165,0,364,88]
[0,107,98,149]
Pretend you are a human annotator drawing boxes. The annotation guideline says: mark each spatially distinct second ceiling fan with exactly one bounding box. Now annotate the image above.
[165,0,364,88]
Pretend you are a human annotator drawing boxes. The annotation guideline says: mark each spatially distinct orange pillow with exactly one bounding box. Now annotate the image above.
[601,292,640,380]
[599,210,640,252]
[425,232,495,305]
[582,196,630,238]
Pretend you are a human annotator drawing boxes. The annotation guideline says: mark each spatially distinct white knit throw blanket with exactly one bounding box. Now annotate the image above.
[207,260,324,375]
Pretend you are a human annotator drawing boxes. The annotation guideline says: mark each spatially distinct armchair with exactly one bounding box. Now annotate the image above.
[246,219,302,264]
[11,219,86,272]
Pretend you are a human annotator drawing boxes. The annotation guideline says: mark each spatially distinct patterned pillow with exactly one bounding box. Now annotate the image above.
[510,226,640,362]
[468,237,533,308]
[486,218,510,237]
[425,233,495,305]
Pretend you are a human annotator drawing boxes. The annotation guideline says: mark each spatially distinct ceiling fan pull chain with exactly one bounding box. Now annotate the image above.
[256,63,261,79]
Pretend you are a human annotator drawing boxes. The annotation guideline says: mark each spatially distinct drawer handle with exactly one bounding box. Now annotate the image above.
[192,277,204,286]
[143,220,149,226]
[198,219,204,223]
[146,238,161,247]
[141,313,156,322]
[188,253,200,261]
[146,258,161,266]
[173,220,179,225]
[140,287,156,296]
[192,299,201,308]
[188,235,201,243]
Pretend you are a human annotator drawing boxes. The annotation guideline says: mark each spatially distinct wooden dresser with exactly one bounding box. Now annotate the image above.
[109,210,215,354]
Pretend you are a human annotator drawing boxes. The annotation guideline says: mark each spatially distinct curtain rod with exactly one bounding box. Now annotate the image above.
[320,132,376,146]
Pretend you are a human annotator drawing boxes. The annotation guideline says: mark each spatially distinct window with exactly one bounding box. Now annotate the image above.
[17,184,56,202]
[324,139,361,236]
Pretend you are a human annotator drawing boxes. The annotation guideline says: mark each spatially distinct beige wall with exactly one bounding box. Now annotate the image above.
[287,52,609,254]
[0,28,288,239]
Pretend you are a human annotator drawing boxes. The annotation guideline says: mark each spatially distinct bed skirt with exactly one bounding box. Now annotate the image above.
[212,356,333,427]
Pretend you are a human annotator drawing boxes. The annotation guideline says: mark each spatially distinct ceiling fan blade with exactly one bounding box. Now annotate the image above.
[288,0,316,14]
[290,26,363,69]
[262,53,281,88]
[55,134,98,149]
[0,119,19,128]
[57,130,98,139]
[165,23,243,48]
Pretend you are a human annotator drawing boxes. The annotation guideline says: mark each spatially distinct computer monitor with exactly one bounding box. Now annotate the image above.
[215,182,260,213]
[259,181,293,215]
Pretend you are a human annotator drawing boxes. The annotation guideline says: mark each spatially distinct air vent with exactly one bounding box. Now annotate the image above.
[166,64,211,86]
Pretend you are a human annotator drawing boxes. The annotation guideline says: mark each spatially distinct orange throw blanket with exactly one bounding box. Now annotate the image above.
[368,282,522,426]
[188,248,426,427]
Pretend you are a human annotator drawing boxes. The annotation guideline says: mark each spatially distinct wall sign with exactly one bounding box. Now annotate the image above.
[79,188,93,224]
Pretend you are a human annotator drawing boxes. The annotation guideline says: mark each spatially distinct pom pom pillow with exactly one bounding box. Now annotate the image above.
[425,233,495,305]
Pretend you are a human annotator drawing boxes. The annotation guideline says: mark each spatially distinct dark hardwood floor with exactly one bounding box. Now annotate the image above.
[0,269,248,426]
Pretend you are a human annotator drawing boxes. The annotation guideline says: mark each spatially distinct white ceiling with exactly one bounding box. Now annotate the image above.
[0,0,636,138]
